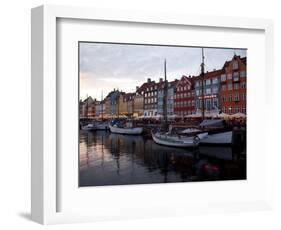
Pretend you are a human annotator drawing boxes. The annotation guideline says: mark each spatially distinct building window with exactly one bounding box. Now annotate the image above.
[221,74,226,81]
[227,73,232,80]
[241,82,246,89]
[233,72,239,81]
[228,83,233,90]
[205,88,211,95]
[229,94,232,102]
[212,77,218,84]
[234,83,240,90]
[205,79,211,85]
[212,86,218,94]
[222,85,227,91]
[240,71,247,78]
[234,94,240,102]
[195,81,200,87]
[213,99,218,108]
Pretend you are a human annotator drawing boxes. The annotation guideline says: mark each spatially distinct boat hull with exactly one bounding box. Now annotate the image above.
[81,122,109,131]
[151,132,202,148]
[199,131,232,145]
[109,125,143,135]
[93,123,108,130]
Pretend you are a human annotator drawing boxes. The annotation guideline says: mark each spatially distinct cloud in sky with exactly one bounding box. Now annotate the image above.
[79,42,246,100]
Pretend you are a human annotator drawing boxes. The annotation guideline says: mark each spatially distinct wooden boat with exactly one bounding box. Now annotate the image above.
[109,124,143,135]
[151,131,208,148]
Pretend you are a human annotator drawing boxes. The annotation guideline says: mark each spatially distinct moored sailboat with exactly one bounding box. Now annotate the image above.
[109,120,143,135]
[151,130,207,147]
[151,59,208,147]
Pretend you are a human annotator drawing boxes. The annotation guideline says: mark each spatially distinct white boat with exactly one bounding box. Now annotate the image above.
[109,124,143,135]
[81,123,95,131]
[199,131,232,145]
[151,131,208,148]
[81,121,109,131]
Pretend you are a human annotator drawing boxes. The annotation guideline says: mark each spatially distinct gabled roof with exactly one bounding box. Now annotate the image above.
[137,80,157,93]
[176,75,193,88]
[222,55,247,69]
[83,96,94,104]
[124,92,135,101]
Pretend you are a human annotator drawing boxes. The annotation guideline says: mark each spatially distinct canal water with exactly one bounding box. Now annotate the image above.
[79,130,246,187]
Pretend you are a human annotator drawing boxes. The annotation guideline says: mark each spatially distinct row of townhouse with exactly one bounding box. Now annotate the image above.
[80,55,247,118]
[174,55,247,116]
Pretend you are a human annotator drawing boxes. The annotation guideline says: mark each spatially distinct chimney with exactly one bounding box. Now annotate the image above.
[159,78,163,83]
[147,78,151,83]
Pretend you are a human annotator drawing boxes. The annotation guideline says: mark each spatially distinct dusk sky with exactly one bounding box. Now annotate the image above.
[79,43,246,100]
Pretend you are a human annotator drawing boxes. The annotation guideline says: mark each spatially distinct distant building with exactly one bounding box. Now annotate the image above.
[111,90,121,116]
[167,80,178,116]
[104,97,111,118]
[156,78,165,116]
[103,89,121,117]
[94,101,104,118]
[139,78,158,117]
[220,55,247,114]
[174,76,195,117]
[194,69,222,113]
[118,92,127,115]
[79,100,84,118]
[80,96,95,118]
[157,78,178,116]
[133,86,144,117]
[124,93,134,117]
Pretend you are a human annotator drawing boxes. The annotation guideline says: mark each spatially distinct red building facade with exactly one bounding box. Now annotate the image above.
[220,55,247,114]
[174,75,195,117]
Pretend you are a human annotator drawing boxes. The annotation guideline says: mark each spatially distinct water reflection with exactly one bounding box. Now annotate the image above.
[79,130,246,186]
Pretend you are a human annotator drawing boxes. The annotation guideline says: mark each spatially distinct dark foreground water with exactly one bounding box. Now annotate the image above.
[79,130,246,187]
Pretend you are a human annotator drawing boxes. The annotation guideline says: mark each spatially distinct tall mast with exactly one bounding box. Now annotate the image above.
[201,48,205,120]
[86,93,88,119]
[163,59,168,130]
[101,90,103,120]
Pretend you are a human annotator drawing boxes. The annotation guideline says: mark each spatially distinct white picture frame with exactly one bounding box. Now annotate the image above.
[31,5,274,225]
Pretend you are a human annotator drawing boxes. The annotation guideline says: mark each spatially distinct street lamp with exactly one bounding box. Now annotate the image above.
[229,107,232,114]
